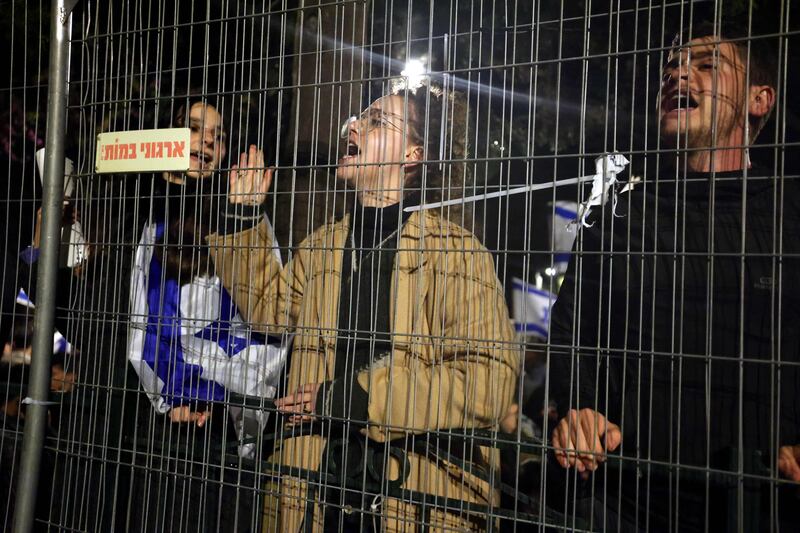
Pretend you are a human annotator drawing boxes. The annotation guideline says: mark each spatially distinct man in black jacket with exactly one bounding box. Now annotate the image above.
[549,22,799,531]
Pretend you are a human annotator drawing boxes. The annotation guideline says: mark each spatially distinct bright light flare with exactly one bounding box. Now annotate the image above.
[400,59,427,90]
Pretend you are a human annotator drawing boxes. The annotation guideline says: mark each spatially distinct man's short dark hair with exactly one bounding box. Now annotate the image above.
[670,19,778,139]
[671,19,778,90]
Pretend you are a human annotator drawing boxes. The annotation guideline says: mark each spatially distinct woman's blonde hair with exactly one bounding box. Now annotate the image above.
[391,78,475,230]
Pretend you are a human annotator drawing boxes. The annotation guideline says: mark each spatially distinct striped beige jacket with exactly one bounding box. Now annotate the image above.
[209,209,518,532]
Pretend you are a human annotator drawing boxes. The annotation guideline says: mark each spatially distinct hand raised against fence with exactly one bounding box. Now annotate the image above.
[169,405,212,428]
[552,408,622,477]
[229,144,273,205]
[275,383,321,425]
[32,201,79,249]
[778,444,800,482]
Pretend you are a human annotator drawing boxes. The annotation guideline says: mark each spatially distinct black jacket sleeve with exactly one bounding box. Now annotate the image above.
[549,210,620,423]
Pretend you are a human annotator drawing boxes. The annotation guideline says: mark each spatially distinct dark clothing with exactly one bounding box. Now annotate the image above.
[40,174,262,532]
[126,402,258,533]
[337,199,402,371]
[319,198,410,423]
[123,175,263,533]
[0,174,145,531]
[549,168,800,531]
[319,199,408,530]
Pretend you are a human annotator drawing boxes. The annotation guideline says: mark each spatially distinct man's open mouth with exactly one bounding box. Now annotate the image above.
[662,92,699,113]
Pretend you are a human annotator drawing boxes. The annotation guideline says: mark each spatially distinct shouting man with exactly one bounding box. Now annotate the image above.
[549,21,799,532]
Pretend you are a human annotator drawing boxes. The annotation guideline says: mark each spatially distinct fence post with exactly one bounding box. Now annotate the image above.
[12,1,75,531]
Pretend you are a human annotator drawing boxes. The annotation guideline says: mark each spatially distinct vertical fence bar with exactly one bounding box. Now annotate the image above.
[12,1,74,531]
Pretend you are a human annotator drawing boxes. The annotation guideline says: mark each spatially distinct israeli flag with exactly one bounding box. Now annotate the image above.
[549,201,578,275]
[127,220,287,458]
[15,287,72,355]
[511,277,557,339]
[15,287,35,309]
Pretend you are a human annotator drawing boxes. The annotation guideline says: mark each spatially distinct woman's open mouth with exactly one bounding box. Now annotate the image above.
[190,150,211,168]
[340,142,360,162]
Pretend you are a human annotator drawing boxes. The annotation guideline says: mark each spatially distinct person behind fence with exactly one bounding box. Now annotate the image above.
[127,94,286,450]
[0,313,74,525]
[1,211,77,421]
[124,93,286,531]
[0,195,98,530]
[548,20,800,531]
[209,79,518,531]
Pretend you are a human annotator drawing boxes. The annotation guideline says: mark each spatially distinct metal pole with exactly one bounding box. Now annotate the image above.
[12,1,74,531]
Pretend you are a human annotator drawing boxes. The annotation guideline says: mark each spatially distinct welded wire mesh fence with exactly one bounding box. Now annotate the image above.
[2,0,800,531]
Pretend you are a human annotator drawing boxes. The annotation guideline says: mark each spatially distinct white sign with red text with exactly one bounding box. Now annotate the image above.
[95,128,190,174]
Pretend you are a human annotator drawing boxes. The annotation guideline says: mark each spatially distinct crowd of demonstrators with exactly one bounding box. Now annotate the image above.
[207,79,518,532]
[4,16,799,533]
[548,21,800,531]
[0,140,161,529]
[0,90,287,531]
[0,191,92,528]
[0,270,74,529]
[1,201,78,420]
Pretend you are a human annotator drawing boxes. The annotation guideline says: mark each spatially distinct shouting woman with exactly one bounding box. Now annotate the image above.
[211,80,517,532]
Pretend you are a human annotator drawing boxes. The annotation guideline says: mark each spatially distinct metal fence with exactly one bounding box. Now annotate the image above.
[2,0,799,531]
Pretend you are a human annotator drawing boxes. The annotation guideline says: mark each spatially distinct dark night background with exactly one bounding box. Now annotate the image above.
[0,1,798,526]
[2,0,798,285]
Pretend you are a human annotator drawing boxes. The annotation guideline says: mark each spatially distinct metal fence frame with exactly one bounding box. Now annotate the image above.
[2,1,799,532]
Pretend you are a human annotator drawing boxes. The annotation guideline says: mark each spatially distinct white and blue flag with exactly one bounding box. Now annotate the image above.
[511,277,557,339]
[127,219,287,457]
[550,201,578,275]
[15,287,72,355]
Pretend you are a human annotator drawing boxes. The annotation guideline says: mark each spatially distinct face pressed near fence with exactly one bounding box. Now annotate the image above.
[659,37,751,150]
[165,102,227,184]
[659,35,776,160]
[337,95,422,207]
